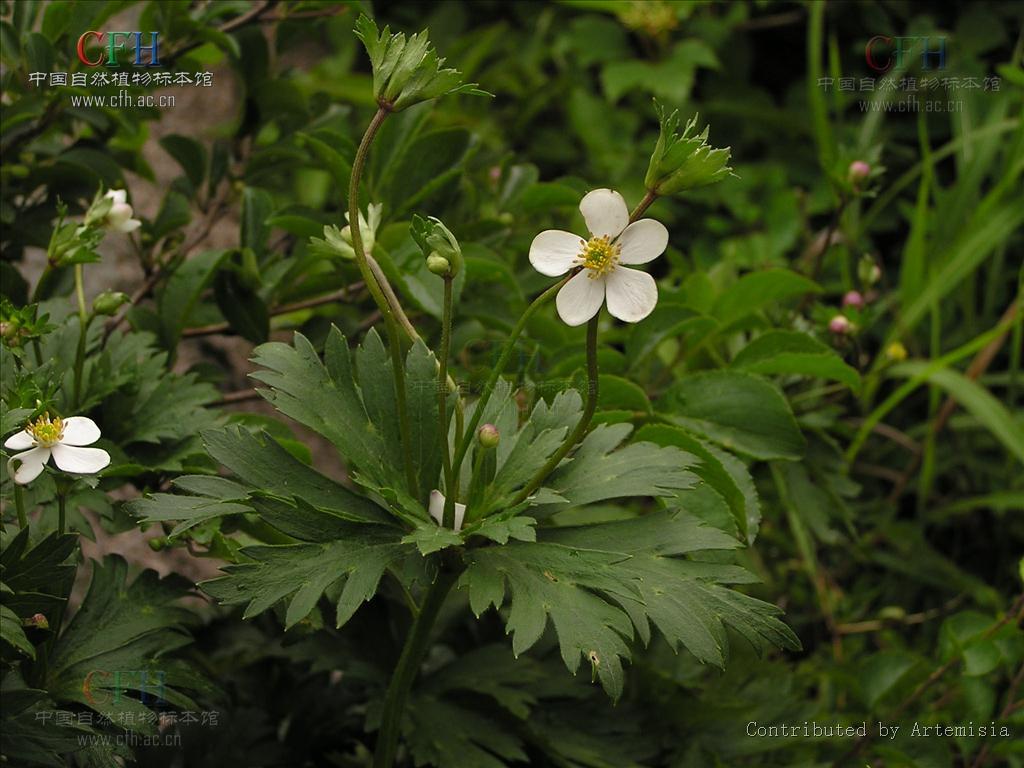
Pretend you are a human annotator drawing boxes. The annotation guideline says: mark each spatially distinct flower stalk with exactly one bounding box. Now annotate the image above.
[437,275,456,527]
[448,276,569,500]
[72,264,90,408]
[511,314,599,506]
[348,106,418,498]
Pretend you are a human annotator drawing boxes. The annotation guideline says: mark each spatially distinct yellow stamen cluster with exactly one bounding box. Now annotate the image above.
[577,235,621,279]
[27,414,64,446]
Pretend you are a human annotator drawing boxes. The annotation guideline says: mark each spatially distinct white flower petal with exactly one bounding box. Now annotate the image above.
[428,489,466,532]
[579,188,629,239]
[115,218,141,233]
[556,271,605,327]
[605,267,658,323]
[105,189,127,205]
[4,430,34,450]
[529,230,585,277]
[61,417,101,446]
[8,447,50,485]
[617,219,669,265]
[51,444,110,475]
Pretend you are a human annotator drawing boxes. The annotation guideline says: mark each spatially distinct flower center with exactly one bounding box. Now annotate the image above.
[27,414,64,447]
[577,235,621,278]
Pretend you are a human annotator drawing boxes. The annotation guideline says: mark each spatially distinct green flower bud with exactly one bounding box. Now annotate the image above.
[354,15,490,112]
[148,537,167,552]
[310,203,382,261]
[645,103,733,195]
[91,290,129,316]
[411,215,463,277]
[426,253,451,275]
[477,423,500,448]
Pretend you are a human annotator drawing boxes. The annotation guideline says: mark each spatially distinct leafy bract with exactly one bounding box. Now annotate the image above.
[537,423,699,508]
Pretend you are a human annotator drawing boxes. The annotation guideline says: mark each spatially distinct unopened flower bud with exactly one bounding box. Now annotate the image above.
[24,612,49,629]
[829,315,852,335]
[426,253,451,276]
[858,256,882,286]
[842,291,865,310]
[92,291,129,316]
[477,423,500,449]
[848,161,871,185]
[148,537,167,552]
[885,342,908,362]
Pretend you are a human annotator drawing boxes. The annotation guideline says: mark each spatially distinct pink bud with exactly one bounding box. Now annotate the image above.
[848,161,871,184]
[488,166,502,184]
[842,291,865,309]
[829,315,852,334]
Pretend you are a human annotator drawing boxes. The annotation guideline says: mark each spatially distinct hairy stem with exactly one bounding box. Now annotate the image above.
[447,276,569,508]
[438,277,456,526]
[373,567,459,768]
[348,107,417,496]
[630,190,658,222]
[511,314,600,506]
[71,265,91,409]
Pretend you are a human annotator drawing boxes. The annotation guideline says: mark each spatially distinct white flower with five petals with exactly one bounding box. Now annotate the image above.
[529,189,668,326]
[5,415,111,485]
[429,489,465,532]
[103,189,141,233]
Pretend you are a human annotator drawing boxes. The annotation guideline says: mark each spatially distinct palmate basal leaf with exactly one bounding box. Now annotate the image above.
[249,326,442,508]
[460,511,799,699]
[200,526,412,630]
[46,556,210,733]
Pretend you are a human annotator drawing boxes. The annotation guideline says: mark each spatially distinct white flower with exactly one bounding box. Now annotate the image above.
[103,189,141,233]
[5,415,111,485]
[428,489,465,532]
[529,189,668,326]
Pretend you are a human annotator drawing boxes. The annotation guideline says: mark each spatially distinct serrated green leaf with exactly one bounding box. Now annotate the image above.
[201,528,409,629]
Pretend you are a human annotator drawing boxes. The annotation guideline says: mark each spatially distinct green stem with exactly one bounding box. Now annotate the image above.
[373,567,458,768]
[57,490,67,536]
[438,277,455,526]
[71,265,91,409]
[348,107,417,496]
[630,191,657,222]
[388,320,418,499]
[448,276,569,506]
[511,314,600,506]
[14,485,28,528]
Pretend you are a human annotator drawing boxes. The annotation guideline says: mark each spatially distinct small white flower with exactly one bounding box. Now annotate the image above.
[5,415,111,485]
[529,189,669,326]
[103,189,141,233]
[428,489,465,532]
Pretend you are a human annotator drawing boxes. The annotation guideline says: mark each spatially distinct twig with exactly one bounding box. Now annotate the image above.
[214,389,264,406]
[845,419,921,455]
[887,299,1020,501]
[102,182,233,343]
[970,662,1024,768]
[164,1,274,64]
[836,596,963,635]
[182,283,365,338]
[835,593,1024,766]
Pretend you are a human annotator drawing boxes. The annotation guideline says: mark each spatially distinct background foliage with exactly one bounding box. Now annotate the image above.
[1,1,1022,767]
